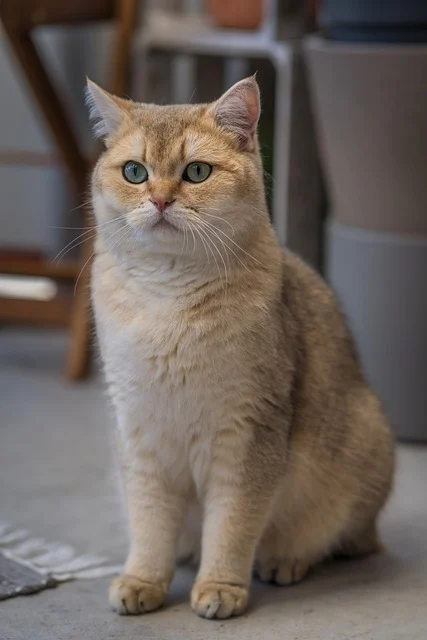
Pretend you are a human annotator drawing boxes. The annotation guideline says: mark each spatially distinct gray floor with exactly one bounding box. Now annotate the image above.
[1,329,426,640]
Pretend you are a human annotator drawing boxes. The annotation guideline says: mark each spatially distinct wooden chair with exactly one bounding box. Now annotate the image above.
[0,0,138,379]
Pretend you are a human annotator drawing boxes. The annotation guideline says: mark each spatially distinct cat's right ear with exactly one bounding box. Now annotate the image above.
[85,79,129,143]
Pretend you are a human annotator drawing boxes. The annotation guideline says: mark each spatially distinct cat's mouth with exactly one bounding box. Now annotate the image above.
[151,217,179,232]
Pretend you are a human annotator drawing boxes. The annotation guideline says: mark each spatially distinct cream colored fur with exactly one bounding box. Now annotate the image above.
[86,77,395,620]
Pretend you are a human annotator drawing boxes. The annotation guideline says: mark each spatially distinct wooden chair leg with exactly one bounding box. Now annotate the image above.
[111,0,139,96]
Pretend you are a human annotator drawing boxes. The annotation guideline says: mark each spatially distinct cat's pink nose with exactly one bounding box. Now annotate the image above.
[150,195,175,213]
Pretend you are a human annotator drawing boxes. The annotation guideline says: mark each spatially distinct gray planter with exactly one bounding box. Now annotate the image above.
[304,36,427,233]
[305,35,427,441]
[326,221,427,442]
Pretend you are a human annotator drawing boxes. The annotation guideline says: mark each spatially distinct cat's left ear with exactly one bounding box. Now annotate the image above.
[85,78,130,143]
[211,76,260,151]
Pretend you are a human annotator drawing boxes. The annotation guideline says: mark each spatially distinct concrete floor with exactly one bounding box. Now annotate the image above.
[1,329,427,640]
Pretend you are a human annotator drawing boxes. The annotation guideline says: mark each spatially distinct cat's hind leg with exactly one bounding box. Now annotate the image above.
[334,520,384,558]
[255,555,311,585]
[254,522,316,586]
[254,504,340,587]
[255,518,383,587]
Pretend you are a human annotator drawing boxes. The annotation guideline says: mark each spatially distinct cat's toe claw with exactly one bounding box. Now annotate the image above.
[191,581,248,619]
[109,575,165,615]
[255,557,310,585]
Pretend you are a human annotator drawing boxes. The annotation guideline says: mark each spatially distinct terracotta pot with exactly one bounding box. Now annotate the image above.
[206,0,264,30]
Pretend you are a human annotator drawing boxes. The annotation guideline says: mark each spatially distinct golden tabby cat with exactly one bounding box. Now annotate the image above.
[86,76,394,620]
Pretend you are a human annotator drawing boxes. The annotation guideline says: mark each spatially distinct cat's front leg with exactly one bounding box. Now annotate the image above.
[191,472,277,619]
[110,451,186,615]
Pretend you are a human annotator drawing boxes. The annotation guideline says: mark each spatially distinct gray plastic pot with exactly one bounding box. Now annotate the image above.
[326,220,427,442]
[305,35,427,441]
[304,36,427,234]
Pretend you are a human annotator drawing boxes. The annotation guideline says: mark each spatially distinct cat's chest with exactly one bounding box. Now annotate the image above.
[94,271,233,424]
[96,283,232,488]
[92,257,262,489]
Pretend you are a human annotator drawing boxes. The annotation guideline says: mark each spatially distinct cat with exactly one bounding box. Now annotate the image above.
[86,76,395,620]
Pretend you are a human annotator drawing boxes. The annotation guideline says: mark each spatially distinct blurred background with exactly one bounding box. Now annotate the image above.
[1,1,426,636]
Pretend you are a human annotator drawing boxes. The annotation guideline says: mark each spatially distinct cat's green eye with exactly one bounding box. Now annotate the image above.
[123,161,148,184]
[183,162,212,183]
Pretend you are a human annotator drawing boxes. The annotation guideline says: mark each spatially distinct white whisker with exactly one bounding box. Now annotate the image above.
[197,226,223,286]
[55,233,98,264]
[187,212,246,276]
[73,223,131,296]
[197,220,250,273]
[197,217,263,268]
[52,217,123,263]
[180,222,188,257]
[185,221,196,257]
[198,210,235,235]
[67,200,93,214]
[188,220,209,265]
[73,249,96,296]
[194,222,228,290]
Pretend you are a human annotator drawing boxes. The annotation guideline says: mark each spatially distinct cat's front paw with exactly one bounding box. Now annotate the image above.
[109,575,166,615]
[191,580,248,619]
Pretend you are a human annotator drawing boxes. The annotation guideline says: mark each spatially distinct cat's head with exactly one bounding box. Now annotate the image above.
[86,77,268,259]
